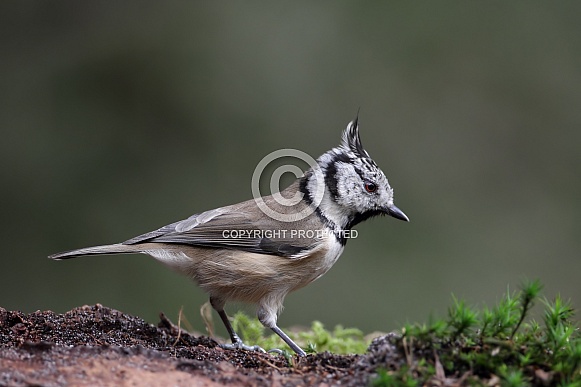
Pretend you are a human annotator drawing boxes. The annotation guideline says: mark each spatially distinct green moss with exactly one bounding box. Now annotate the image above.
[230,312,369,355]
[373,279,580,386]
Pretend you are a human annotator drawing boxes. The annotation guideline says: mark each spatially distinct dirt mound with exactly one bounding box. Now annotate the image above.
[0,305,399,386]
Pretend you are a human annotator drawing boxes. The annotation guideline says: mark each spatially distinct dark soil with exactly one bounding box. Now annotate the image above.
[0,304,403,386]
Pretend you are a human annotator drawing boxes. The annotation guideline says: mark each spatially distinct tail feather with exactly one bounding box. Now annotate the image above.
[48,243,141,260]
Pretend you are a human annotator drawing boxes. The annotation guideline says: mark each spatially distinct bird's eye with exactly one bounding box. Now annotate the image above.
[364,182,377,193]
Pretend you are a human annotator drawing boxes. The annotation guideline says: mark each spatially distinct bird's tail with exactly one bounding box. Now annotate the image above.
[48,243,142,260]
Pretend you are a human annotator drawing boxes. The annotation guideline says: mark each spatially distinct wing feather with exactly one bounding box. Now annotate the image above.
[122,194,322,258]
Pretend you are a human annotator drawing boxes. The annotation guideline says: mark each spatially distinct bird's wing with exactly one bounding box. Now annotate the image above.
[122,201,322,258]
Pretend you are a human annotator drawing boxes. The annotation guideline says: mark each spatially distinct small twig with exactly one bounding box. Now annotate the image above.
[434,349,445,381]
[325,365,347,372]
[402,336,412,368]
[159,309,189,347]
[172,306,184,347]
[258,357,283,371]
[200,301,215,338]
[158,312,175,331]
[179,311,195,333]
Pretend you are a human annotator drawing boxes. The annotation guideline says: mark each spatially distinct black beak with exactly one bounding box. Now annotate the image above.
[387,205,409,222]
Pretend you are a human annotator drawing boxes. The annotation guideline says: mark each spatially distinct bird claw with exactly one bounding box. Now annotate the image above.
[219,341,288,356]
[266,348,292,357]
[219,341,267,353]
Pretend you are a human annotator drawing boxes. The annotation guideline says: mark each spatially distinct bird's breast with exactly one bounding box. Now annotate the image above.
[288,233,345,290]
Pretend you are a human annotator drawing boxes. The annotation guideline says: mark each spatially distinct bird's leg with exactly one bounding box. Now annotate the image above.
[270,325,306,357]
[216,308,266,352]
[258,306,306,357]
[209,297,266,353]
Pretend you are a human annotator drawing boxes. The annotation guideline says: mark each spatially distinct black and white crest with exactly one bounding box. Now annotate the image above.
[340,116,371,159]
[300,116,407,236]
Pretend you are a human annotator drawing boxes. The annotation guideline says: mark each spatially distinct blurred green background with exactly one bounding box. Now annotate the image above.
[1,2,579,337]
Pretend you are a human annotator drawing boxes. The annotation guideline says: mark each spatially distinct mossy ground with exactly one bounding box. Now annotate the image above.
[228,279,580,386]
[1,280,578,385]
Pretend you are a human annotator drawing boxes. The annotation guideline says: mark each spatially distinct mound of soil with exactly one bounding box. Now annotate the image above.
[0,304,402,386]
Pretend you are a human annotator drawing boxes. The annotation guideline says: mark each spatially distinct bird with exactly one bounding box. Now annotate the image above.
[49,116,409,357]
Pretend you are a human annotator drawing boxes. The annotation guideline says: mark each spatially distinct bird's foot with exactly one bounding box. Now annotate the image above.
[219,340,266,353]
[219,341,290,356]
